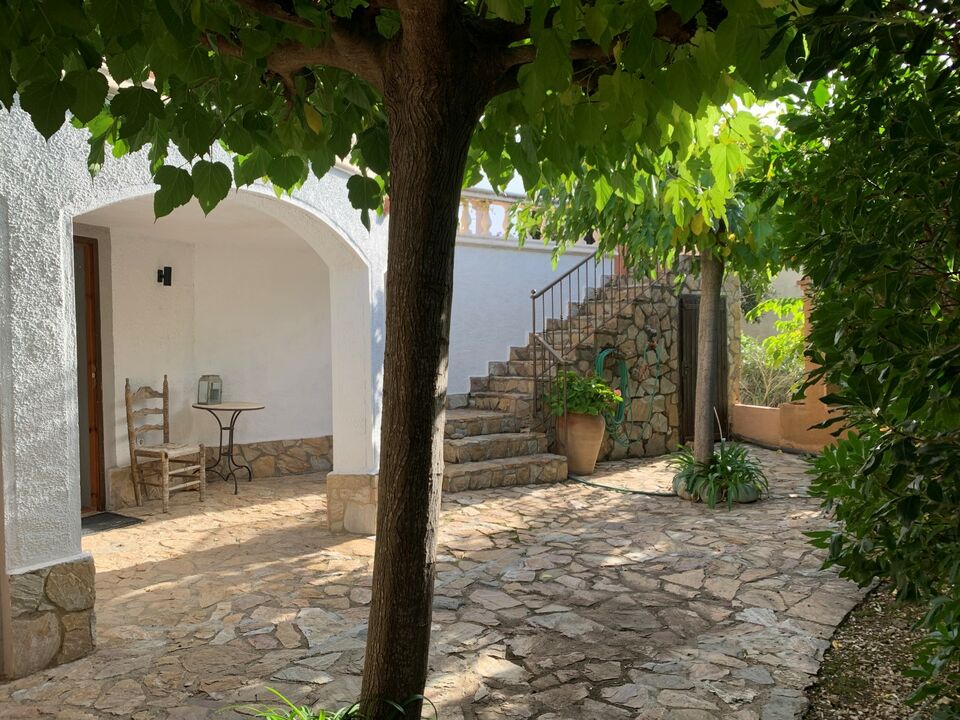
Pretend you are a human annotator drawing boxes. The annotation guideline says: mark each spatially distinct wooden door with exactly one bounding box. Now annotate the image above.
[73,237,105,513]
[679,294,729,443]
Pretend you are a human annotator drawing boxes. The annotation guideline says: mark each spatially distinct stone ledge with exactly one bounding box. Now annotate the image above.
[326,473,378,535]
[8,555,96,678]
[108,434,334,509]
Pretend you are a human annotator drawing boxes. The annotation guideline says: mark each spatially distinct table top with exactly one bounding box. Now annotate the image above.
[192,402,265,412]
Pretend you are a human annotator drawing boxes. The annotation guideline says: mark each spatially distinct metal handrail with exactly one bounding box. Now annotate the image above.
[531,250,599,301]
[529,249,649,415]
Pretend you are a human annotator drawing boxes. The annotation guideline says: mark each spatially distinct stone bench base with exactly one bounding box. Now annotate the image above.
[8,555,96,678]
[326,473,378,535]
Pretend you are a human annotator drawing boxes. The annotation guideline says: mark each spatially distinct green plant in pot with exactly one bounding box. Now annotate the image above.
[670,441,768,508]
[548,370,622,476]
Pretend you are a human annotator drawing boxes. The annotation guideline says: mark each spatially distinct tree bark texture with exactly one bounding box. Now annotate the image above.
[693,249,724,465]
[359,10,496,718]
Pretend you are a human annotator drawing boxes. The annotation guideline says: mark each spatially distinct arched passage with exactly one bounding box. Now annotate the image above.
[69,185,379,507]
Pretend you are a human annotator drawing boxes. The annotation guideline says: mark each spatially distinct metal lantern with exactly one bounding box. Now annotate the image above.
[197,374,223,405]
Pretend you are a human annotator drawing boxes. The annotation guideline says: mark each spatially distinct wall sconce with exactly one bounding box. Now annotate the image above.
[157,266,172,286]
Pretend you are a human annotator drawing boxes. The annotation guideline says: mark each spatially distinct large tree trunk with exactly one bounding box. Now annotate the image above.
[359,12,492,718]
[693,249,724,465]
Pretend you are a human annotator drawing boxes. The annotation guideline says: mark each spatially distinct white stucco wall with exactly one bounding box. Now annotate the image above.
[82,219,333,469]
[448,240,594,394]
[0,104,385,574]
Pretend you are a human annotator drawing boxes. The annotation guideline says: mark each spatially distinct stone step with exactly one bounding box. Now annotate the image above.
[444,432,549,463]
[444,408,521,438]
[443,453,568,493]
[469,391,534,417]
[488,359,535,377]
[470,375,536,394]
[509,345,533,361]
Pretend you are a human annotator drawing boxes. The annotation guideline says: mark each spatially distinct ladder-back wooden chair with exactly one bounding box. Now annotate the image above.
[125,375,206,513]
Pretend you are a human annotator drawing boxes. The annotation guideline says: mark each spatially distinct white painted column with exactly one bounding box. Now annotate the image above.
[0,198,84,575]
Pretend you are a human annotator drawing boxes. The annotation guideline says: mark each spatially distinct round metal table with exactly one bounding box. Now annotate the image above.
[192,402,264,494]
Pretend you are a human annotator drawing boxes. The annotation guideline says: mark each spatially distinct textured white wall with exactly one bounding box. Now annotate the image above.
[449,240,594,394]
[0,105,384,573]
[192,242,332,448]
[91,227,333,469]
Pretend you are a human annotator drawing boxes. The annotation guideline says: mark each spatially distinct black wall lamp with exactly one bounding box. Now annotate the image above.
[157,266,172,286]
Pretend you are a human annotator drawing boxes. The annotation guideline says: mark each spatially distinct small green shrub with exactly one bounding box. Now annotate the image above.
[241,690,436,720]
[546,370,622,417]
[670,441,769,508]
[740,298,805,407]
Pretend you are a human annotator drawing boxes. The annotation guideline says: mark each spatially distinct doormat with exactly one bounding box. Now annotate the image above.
[81,512,143,536]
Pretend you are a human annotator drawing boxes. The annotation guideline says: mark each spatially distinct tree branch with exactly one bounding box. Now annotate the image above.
[232,0,313,28]
[211,5,387,91]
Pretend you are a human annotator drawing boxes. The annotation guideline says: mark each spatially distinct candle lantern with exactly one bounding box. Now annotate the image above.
[197,375,223,405]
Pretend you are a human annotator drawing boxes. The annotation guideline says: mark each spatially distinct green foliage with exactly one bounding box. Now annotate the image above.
[546,370,622,417]
[758,1,960,712]
[242,689,435,719]
[511,100,783,285]
[739,335,803,407]
[0,0,791,228]
[670,441,768,508]
[740,297,804,407]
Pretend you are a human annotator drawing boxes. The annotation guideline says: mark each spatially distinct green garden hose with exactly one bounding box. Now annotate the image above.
[595,344,663,447]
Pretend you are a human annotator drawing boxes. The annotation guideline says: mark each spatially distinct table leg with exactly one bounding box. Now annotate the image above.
[223,410,254,494]
[201,410,228,482]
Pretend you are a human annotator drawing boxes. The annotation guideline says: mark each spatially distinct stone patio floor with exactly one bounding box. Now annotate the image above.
[1,447,865,720]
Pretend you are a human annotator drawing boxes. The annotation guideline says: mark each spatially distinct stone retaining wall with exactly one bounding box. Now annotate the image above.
[579,271,741,462]
[8,556,96,678]
[107,435,333,509]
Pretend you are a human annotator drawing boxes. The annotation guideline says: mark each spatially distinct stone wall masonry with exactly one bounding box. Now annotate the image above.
[8,556,96,678]
[569,269,741,463]
[107,435,333,509]
[326,473,377,534]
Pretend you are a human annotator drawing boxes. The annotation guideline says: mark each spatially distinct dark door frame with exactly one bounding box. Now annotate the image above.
[679,293,730,443]
[74,235,105,513]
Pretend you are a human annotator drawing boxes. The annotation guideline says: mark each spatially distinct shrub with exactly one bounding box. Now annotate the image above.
[740,298,805,407]
[670,441,768,508]
[546,370,622,417]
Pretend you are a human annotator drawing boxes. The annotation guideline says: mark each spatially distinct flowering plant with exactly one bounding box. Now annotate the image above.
[546,371,623,417]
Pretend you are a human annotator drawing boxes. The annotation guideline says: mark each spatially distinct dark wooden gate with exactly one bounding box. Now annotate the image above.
[679,294,729,443]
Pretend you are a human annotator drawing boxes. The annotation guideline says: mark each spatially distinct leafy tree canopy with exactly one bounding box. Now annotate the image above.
[0,0,788,226]
[512,98,781,283]
[758,0,960,711]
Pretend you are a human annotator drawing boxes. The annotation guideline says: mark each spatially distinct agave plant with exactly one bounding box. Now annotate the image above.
[670,441,768,509]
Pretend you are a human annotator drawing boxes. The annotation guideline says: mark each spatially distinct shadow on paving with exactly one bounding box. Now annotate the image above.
[0,448,866,720]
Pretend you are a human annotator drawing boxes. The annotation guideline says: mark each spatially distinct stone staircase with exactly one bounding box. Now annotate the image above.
[442,275,645,494]
[442,409,564,492]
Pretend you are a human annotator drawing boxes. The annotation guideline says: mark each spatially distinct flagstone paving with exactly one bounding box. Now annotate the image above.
[0,447,865,719]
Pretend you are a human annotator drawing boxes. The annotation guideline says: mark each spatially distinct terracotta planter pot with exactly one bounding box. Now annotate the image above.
[556,412,606,476]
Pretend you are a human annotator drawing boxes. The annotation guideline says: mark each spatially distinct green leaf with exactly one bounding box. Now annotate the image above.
[356,125,389,175]
[19,79,74,140]
[154,165,194,218]
[664,60,701,115]
[191,160,232,215]
[375,10,401,38]
[593,175,613,212]
[346,174,381,210]
[233,147,273,187]
[90,0,142,37]
[486,0,526,23]
[110,86,165,138]
[0,53,15,109]
[42,0,91,32]
[267,155,307,190]
[64,70,108,124]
